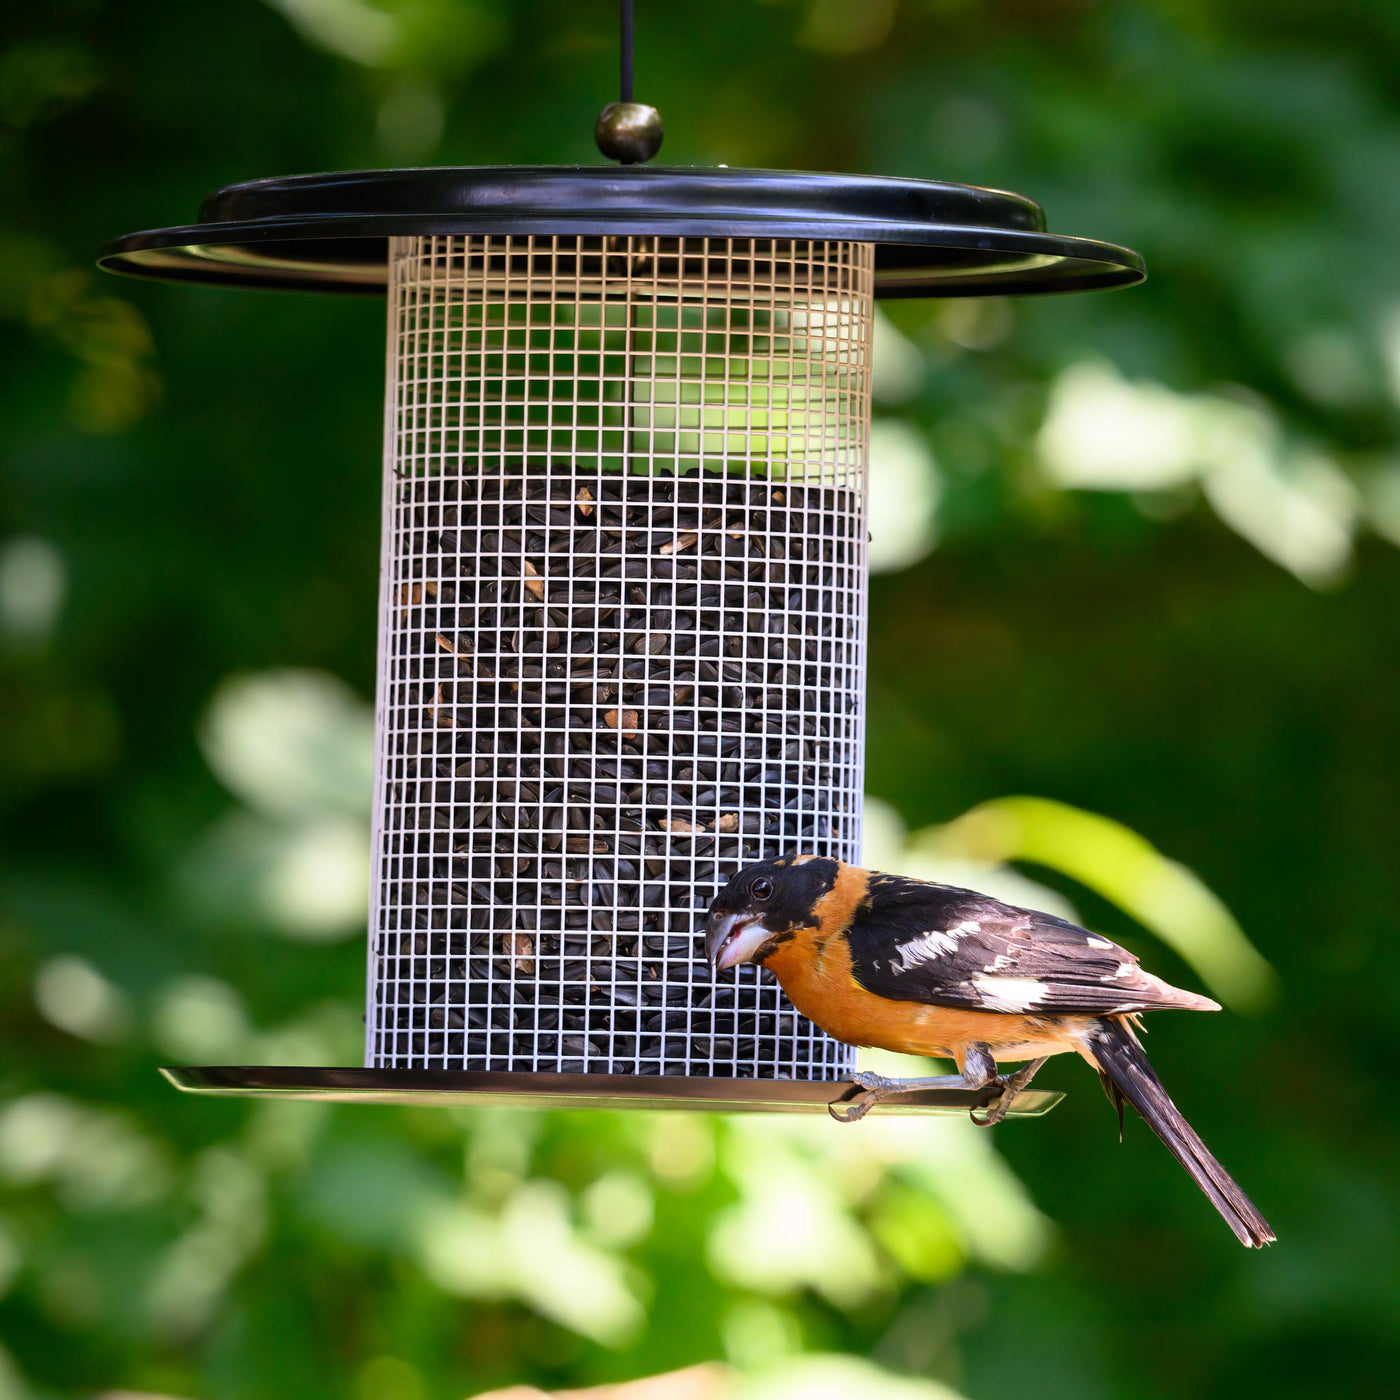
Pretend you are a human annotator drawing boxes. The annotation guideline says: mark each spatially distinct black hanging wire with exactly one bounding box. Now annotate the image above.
[620,0,635,103]
[618,4,638,464]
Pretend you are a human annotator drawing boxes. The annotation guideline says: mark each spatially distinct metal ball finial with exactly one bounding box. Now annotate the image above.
[596,102,664,165]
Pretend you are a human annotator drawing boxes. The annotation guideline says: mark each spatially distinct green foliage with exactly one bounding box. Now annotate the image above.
[4,1,1400,1397]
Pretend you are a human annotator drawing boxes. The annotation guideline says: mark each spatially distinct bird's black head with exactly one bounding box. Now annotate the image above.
[703,855,842,970]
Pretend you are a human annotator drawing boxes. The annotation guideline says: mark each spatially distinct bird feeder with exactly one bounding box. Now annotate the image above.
[100,36,1140,1119]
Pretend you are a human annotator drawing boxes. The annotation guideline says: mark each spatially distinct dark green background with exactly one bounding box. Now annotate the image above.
[3,2,1398,1398]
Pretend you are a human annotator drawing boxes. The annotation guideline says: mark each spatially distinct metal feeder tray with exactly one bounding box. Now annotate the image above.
[162,1066,1065,1119]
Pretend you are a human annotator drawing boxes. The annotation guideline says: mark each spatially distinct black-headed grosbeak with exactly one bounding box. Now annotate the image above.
[704,855,1275,1248]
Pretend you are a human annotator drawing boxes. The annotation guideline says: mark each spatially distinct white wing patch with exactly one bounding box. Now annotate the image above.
[1087,936,1114,949]
[893,927,964,968]
[971,975,1049,1013]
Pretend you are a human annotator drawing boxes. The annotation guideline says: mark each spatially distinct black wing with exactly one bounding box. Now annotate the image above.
[845,872,1218,1017]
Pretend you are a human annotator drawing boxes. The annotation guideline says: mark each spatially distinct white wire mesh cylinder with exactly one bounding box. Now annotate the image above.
[367,233,874,1080]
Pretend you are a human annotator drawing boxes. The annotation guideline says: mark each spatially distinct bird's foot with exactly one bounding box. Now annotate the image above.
[970,1057,1050,1128]
[828,1049,1051,1125]
[828,1070,975,1124]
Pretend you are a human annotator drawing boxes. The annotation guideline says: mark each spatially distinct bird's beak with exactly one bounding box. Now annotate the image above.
[705,911,771,971]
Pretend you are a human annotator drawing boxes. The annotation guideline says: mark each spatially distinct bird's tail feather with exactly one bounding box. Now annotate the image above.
[1083,1016,1275,1248]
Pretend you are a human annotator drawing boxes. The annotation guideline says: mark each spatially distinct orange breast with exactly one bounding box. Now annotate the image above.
[763,930,1077,1066]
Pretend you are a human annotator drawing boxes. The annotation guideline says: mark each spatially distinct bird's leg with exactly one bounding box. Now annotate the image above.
[828,1043,1001,1124]
[828,1070,970,1123]
[971,1056,1050,1128]
[960,1042,998,1089]
[828,1046,1051,1125]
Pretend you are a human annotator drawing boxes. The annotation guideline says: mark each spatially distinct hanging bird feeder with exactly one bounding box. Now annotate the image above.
[100,7,1140,1119]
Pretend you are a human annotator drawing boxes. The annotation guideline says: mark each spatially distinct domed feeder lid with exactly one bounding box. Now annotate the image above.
[99,165,1143,298]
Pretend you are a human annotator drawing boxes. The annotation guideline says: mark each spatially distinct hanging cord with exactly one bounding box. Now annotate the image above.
[595,0,661,163]
[620,0,635,103]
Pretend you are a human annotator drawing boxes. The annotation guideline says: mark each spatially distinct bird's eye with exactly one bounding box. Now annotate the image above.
[751,877,774,901]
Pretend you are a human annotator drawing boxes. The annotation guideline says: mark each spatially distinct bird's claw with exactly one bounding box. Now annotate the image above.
[969,1056,1050,1127]
[969,1083,1009,1127]
[827,1072,897,1123]
[827,1097,872,1124]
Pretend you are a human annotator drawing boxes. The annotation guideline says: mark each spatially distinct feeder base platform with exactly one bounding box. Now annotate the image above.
[161,1066,1063,1117]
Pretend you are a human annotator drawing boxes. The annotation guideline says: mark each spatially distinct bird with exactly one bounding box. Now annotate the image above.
[703,854,1275,1248]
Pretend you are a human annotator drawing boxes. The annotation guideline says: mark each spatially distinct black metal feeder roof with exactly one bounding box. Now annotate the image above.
[99,165,1144,299]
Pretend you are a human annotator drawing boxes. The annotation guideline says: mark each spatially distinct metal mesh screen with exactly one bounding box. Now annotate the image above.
[367,233,874,1078]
